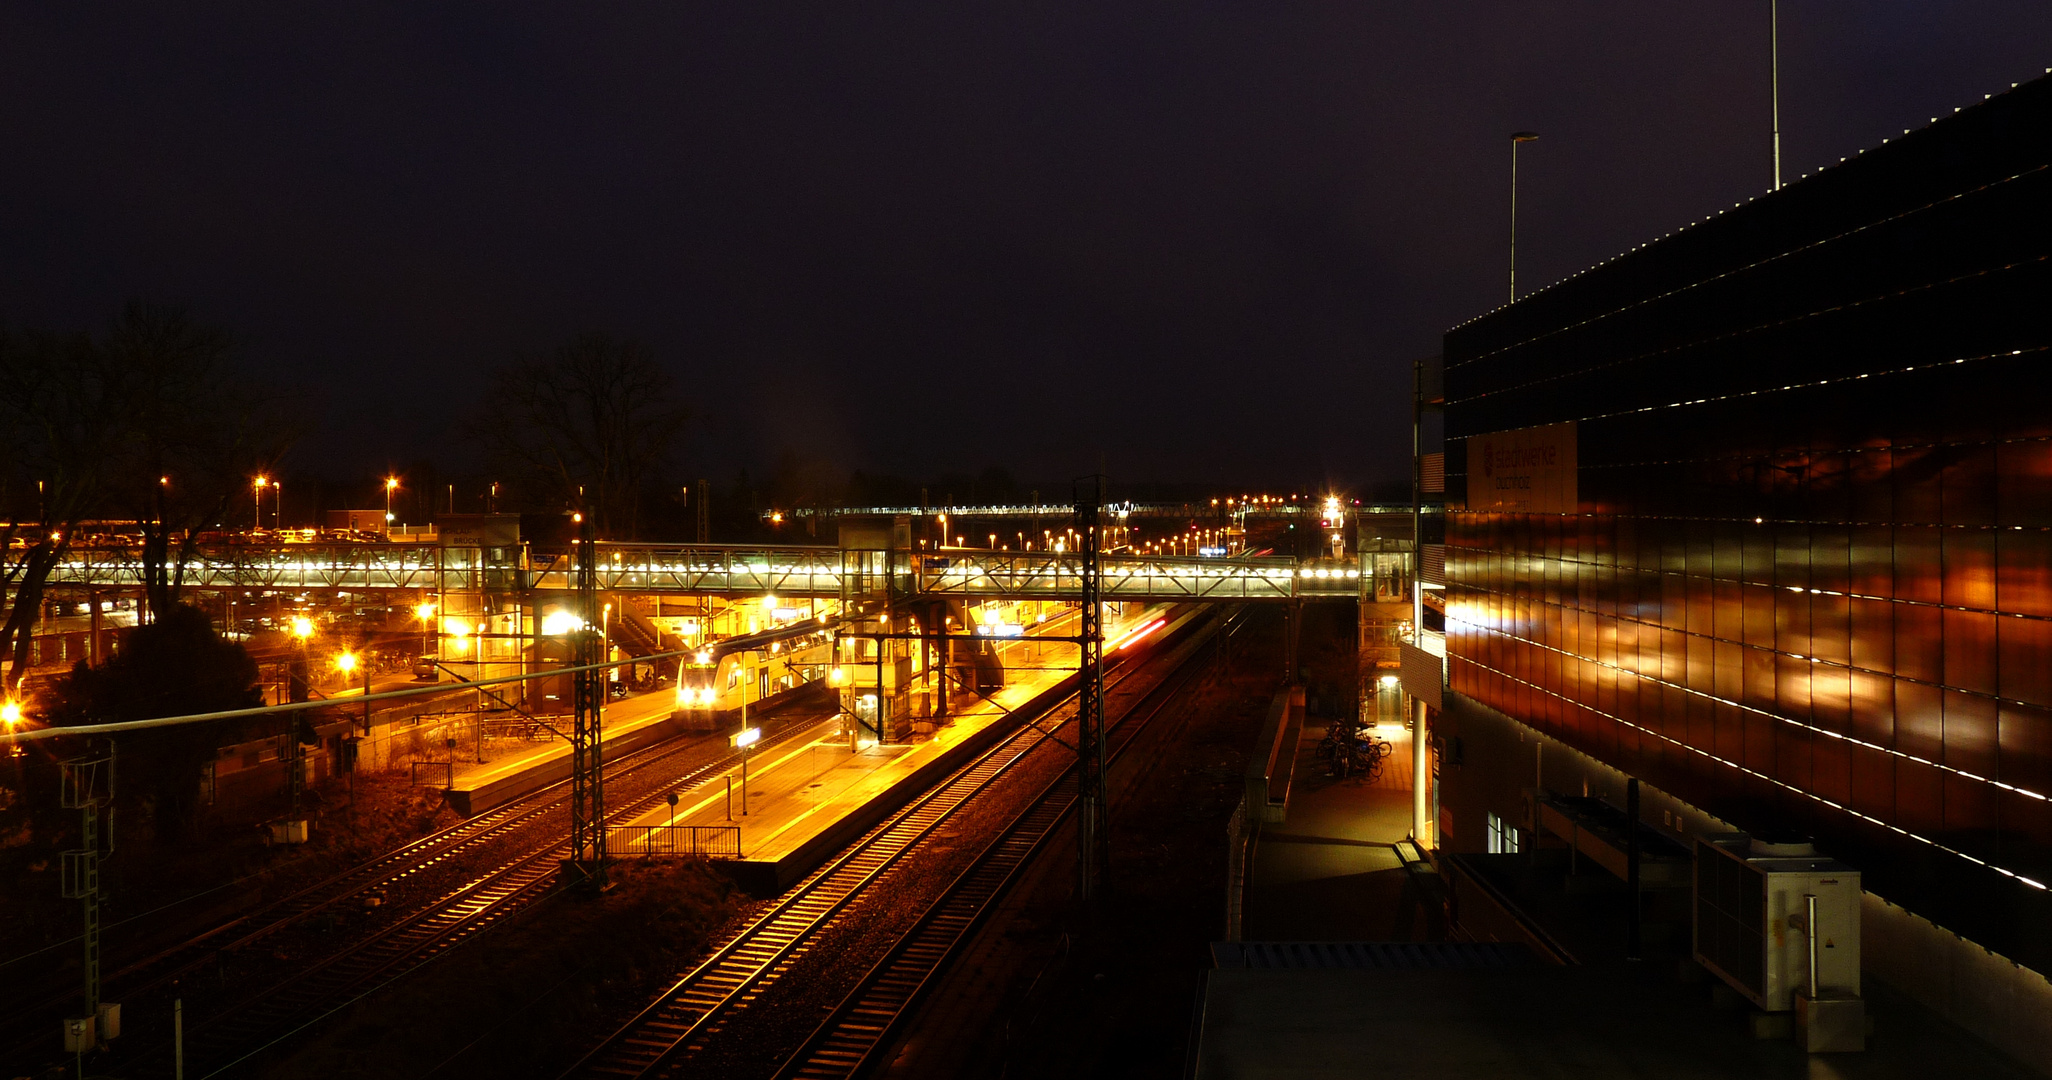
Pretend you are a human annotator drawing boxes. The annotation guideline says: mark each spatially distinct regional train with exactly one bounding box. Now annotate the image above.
[671,621,837,731]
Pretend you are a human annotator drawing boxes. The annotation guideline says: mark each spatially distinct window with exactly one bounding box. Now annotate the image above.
[1486,811,1521,854]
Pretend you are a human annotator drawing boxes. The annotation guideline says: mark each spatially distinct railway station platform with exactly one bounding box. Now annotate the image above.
[1242,715,1421,941]
[441,689,699,816]
[439,605,1170,891]
[623,661,1078,894]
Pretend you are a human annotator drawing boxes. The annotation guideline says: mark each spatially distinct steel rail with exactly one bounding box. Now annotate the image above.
[557,617,1208,1080]
[772,612,1243,1080]
[129,706,810,998]
[75,708,825,1079]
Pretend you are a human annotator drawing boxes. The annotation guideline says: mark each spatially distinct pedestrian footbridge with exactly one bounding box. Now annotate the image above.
[28,542,1375,602]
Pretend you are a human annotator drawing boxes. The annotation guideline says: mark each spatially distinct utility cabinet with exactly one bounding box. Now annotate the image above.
[1693,835,1861,1012]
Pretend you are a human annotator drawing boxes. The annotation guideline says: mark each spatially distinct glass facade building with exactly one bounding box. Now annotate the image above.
[1441,76,2052,968]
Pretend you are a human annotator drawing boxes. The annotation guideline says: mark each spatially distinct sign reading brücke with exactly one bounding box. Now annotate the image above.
[1465,421,1577,513]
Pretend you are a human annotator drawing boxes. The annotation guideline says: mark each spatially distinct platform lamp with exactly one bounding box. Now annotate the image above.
[290,616,314,705]
[1509,131,1540,302]
[383,476,400,539]
[337,651,370,735]
[252,475,268,531]
[415,603,437,679]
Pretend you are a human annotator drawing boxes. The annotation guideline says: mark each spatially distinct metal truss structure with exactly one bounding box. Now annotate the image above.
[567,514,606,887]
[59,744,114,1025]
[771,501,1422,520]
[1074,478,1108,902]
[22,542,1365,602]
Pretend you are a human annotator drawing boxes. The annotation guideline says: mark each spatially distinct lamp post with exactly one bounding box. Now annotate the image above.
[1770,0,1782,191]
[416,603,436,658]
[338,651,369,735]
[734,724,760,816]
[384,477,400,540]
[1509,131,1540,303]
[253,476,268,531]
[291,616,313,704]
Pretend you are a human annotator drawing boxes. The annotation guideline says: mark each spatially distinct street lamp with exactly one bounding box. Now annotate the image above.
[416,603,436,657]
[337,651,370,735]
[253,475,268,531]
[1770,0,1783,190]
[1509,131,1540,303]
[384,477,400,539]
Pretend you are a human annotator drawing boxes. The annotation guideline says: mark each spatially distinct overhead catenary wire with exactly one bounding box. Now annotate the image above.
[0,621,831,744]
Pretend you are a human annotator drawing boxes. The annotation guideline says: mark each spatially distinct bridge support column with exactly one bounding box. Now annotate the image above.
[1283,600,1302,684]
[1411,693,1430,846]
[1076,477,1107,903]
[87,590,103,668]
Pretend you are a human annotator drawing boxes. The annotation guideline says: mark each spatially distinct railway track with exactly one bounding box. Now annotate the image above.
[772,611,1243,1080]
[38,703,828,1079]
[562,609,1226,1080]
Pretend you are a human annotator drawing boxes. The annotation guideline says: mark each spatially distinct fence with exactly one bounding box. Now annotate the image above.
[607,824,743,860]
[1225,793,1250,942]
[410,759,455,789]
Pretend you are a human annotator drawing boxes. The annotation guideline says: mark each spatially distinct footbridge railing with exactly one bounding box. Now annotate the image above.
[22,542,1366,601]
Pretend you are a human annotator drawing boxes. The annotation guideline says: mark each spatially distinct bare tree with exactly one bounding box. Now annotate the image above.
[97,302,291,618]
[0,325,115,686]
[471,333,686,539]
[0,303,291,688]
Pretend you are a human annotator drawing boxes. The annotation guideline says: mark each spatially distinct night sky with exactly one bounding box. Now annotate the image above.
[5,3,2048,490]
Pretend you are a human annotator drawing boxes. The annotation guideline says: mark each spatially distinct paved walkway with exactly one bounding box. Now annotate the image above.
[1244,718,1435,941]
[1215,720,2040,1080]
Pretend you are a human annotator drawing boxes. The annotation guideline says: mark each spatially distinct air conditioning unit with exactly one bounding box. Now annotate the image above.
[1693,835,1860,1014]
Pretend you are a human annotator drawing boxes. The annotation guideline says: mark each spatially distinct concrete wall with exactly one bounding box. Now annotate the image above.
[1438,690,2051,1075]
[1864,891,2052,1077]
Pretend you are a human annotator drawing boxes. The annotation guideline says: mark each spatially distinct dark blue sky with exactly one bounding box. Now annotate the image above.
[4,3,2048,489]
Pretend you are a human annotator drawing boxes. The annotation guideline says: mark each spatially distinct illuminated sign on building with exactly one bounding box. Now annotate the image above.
[1465,421,1576,513]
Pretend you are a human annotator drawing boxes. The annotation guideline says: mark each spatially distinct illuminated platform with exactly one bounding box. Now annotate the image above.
[434,604,1171,884]
[630,605,1185,893]
[440,689,705,817]
[640,639,1093,893]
